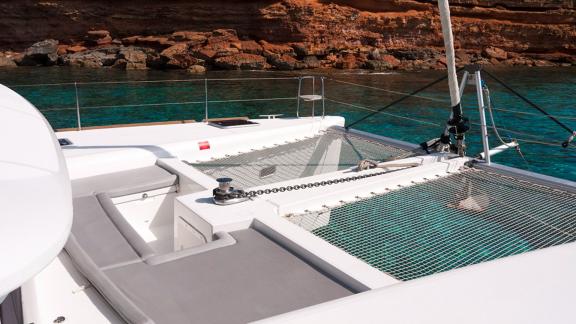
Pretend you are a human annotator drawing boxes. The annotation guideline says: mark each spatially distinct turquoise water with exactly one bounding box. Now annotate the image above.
[1,66,574,181]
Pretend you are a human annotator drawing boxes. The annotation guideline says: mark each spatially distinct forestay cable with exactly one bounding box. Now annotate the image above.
[344,70,462,129]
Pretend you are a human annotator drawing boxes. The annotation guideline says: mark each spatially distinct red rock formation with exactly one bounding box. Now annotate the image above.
[161,43,203,69]
[214,53,268,70]
[381,55,401,68]
[131,36,175,50]
[171,31,209,44]
[116,47,147,70]
[0,0,574,70]
[67,45,87,54]
[483,47,508,61]
[238,40,263,54]
[0,1,573,50]
[267,53,298,70]
[260,40,294,55]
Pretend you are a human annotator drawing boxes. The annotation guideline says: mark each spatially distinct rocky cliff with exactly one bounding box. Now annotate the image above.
[0,0,574,70]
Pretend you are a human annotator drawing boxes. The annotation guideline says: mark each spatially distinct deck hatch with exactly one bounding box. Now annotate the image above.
[58,138,73,146]
[285,168,576,281]
[208,119,259,128]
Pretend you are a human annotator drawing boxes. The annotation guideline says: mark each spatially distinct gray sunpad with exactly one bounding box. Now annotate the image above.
[103,229,353,324]
[67,165,352,324]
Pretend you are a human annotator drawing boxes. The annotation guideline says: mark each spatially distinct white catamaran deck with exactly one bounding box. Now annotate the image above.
[2,96,572,324]
[3,3,576,319]
[57,116,345,179]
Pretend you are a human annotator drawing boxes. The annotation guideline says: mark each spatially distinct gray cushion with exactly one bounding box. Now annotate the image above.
[103,229,353,324]
[72,166,178,198]
[70,196,141,268]
[67,166,352,324]
[96,193,155,261]
[65,235,152,324]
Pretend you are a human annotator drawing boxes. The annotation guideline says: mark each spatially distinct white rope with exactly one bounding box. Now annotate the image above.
[484,88,514,147]
[483,87,532,169]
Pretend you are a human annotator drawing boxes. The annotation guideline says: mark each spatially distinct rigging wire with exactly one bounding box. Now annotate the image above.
[469,121,560,142]
[519,151,576,159]
[490,106,576,121]
[327,79,450,104]
[467,120,576,151]
[325,98,442,127]
[482,69,575,147]
[515,138,576,150]
[344,68,464,130]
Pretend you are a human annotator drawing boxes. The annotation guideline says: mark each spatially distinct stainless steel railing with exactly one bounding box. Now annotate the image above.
[9,75,327,130]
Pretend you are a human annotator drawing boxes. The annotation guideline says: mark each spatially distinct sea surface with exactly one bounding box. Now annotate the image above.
[1,66,574,181]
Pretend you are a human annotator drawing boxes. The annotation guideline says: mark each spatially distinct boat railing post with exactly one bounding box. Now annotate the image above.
[74,82,82,131]
[204,78,208,122]
[474,68,491,165]
[296,77,302,118]
[321,76,325,119]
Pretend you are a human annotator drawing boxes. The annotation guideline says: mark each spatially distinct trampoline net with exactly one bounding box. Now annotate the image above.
[187,128,416,188]
[285,168,576,281]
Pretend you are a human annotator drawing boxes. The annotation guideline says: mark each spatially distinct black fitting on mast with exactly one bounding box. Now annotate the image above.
[420,102,469,155]
[444,102,470,156]
[447,103,470,136]
[430,101,470,154]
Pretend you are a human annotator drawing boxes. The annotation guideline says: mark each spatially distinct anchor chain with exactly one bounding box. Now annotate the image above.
[213,160,417,205]
[238,167,400,199]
